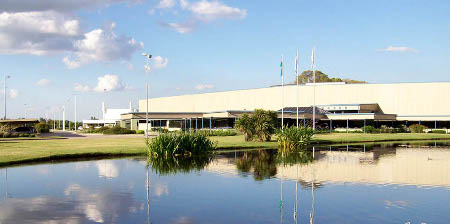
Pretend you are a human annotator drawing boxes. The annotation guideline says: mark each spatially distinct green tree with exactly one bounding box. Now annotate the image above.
[252,109,278,141]
[234,113,255,141]
[294,70,365,84]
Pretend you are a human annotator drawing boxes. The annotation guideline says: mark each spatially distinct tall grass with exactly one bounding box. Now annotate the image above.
[276,126,316,152]
[147,132,215,157]
[196,129,237,136]
[146,155,213,175]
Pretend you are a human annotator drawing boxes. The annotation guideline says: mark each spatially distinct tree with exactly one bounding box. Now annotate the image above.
[293,70,365,84]
[234,113,254,141]
[235,109,278,142]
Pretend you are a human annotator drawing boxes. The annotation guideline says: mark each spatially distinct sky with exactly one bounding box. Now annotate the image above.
[1,0,449,120]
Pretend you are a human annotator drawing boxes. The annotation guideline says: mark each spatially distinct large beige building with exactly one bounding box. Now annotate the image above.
[120,82,450,131]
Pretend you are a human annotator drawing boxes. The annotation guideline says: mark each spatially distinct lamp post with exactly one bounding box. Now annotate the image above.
[3,76,10,119]
[74,94,77,131]
[142,53,152,139]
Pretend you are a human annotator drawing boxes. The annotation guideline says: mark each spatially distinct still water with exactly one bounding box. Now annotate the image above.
[0,142,449,224]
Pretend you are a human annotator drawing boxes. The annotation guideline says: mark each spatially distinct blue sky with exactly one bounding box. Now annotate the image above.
[1,0,449,120]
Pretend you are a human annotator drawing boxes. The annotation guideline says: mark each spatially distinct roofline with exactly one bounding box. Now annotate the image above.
[141,81,450,101]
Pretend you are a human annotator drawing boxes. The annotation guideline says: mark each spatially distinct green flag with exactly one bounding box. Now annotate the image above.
[280,60,283,77]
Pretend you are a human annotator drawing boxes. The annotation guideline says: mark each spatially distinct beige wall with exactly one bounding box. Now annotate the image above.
[139,82,450,120]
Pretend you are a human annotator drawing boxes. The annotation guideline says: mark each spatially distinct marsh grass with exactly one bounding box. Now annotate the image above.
[147,132,215,157]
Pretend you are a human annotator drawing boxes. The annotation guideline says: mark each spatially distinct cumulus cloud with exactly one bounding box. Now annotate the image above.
[35,78,51,86]
[379,46,418,53]
[74,83,91,92]
[0,0,141,13]
[194,84,214,90]
[0,11,81,55]
[63,27,144,69]
[157,0,176,9]
[94,74,124,92]
[159,0,246,33]
[182,0,247,22]
[9,89,19,99]
[152,56,169,69]
[0,1,143,68]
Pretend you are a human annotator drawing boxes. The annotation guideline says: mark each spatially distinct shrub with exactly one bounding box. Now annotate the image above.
[276,126,316,151]
[147,132,215,157]
[0,132,3,138]
[19,133,25,137]
[22,133,29,137]
[196,129,237,136]
[398,124,408,133]
[151,127,169,133]
[29,134,35,137]
[365,125,379,134]
[409,124,427,133]
[3,132,11,138]
[35,122,50,133]
[137,130,145,134]
[96,126,110,133]
[234,109,278,142]
[430,130,446,134]
[103,126,136,135]
[11,132,19,137]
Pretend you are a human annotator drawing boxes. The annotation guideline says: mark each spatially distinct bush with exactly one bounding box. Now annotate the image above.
[196,129,237,136]
[0,132,3,138]
[147,132,215,157]
[276,126,316,151]
[35,122,50,133]
[151,127,169,133]
[3,132,11,138]
[19,133,25,137]
[430,130,446,134]
[11,132,19,137]
[365,125,379,134]
[103,126,136,135]
[235,109,278,142]
[137,130,145,134]
[29,134,35,137]
[409,124,427,133]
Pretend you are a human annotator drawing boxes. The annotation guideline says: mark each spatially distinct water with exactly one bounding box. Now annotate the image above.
[0,142,449,224]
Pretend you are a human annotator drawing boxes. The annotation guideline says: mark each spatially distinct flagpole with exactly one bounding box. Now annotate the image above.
[312,47,316,130]
[281,54,284,130]
[296,48,299,128]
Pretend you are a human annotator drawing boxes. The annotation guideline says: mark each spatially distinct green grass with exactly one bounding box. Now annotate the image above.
[211,133,450,149]
[1,132,449,167]
[0,138,147,167]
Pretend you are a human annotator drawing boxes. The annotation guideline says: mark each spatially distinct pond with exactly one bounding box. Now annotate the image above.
[0,141,449,223]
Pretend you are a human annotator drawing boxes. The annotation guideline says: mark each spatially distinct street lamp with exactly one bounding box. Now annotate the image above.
[3,75,10,119]
[142,53,152,139]
[74,94,77,131]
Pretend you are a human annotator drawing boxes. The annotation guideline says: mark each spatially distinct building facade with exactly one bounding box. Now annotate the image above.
[120,82,450,131]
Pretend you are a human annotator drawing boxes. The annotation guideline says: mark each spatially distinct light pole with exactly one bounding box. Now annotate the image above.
[24,104,27,118]
[142,53,152,139]
[103,89,106,127]
[3,76,10,119]
[74,94,77,131]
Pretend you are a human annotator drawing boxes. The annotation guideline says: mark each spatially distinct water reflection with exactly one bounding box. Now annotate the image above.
[0,141,448,224]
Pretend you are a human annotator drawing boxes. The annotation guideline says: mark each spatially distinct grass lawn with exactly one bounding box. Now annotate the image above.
[1,132,449,167]
[0,138,147,167]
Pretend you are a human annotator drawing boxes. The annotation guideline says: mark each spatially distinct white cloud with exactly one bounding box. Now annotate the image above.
[379,46,418,53]
[194,84,214,90]
[0,0,141,13]
[9,89,19,99]
[94,74,124,92]
[74,83,91,92]
[157,0,176,9]
[0,11,81,55]
[63,27,144,69]
[159,0,246,33]
[35,79,51,87]
[152,56,169,69]
[161,20,196,33]
[183,0,247,22]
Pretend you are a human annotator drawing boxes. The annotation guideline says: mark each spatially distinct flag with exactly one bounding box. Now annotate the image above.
[280,56,283,77]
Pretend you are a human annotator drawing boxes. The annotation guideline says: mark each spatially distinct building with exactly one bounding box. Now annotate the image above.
[120,82,450,132]
[83,102,135,128]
